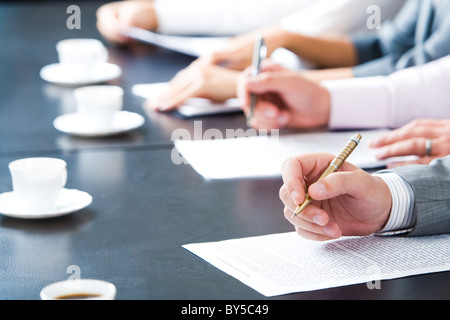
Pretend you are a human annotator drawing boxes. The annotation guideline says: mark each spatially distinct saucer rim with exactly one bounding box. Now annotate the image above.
[0,188,93,219]
[40,62,122,86]
[53,111,145,137]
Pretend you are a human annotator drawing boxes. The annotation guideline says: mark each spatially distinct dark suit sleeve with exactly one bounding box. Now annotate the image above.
[352,0,419,77]
[389,156,450,236]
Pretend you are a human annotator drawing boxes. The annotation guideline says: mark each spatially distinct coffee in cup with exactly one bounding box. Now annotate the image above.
[40,279,117,300]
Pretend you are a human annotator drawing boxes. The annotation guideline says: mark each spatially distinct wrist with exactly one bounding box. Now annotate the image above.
[281,31,306,54]
[288,77,331,129]
[261,25,291,55]
[373,176,394,233]
[147,4,159,31]
[373,172,416,235]
[316,85,331,127]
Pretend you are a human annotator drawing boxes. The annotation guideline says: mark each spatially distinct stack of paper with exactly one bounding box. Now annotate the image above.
[174,130,416,180]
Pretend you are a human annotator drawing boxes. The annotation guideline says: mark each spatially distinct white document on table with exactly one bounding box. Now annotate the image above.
[132,83,241,117]
[174,129,416,180]
[123,27,229,57]
[183,232,450,297]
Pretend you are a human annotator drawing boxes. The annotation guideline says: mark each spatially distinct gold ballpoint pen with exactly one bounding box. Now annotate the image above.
[292,133,362,218]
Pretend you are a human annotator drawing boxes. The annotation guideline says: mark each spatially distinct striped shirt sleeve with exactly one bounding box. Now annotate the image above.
[373,172,416,236]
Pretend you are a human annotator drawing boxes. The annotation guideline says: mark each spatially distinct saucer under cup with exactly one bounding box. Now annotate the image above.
[9,158,67,212]
[74,85,124,131]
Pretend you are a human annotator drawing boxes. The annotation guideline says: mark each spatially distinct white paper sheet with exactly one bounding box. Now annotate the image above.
[123,27,229,57]
[183,232,450,297]
[174,130,417,180]
[132,83,242,117]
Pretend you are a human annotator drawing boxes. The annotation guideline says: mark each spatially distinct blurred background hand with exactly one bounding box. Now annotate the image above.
[96,0,158,44]
[369,119,450,168]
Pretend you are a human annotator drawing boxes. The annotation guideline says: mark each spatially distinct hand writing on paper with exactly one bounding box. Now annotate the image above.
[279,153,392,241]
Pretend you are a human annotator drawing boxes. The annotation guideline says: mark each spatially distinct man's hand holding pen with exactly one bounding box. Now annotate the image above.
[279,153,393,242]
[238,61,331,130]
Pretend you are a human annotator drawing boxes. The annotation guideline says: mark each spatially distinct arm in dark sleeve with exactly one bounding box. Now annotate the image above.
[351,0,419,77]
[389,156,450,237]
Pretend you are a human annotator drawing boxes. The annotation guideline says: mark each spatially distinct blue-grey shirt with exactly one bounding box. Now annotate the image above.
[353,0,450,77]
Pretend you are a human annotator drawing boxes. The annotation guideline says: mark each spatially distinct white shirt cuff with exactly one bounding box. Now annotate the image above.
[322,77,392,130]
[373,172,416,236]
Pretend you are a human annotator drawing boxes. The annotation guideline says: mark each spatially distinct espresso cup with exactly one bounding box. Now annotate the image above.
[9,158,67,212]
[74,85,124,131]
[40,279,117,300]
[56,38,108,81]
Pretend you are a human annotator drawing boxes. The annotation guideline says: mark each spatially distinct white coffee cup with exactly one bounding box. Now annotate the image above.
[74,85,124,131]
[56,38,108,81]
[40,279,117,300]
[9,158,67,212]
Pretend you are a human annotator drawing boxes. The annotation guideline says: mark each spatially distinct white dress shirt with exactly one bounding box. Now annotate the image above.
[153,0,404,36]
[324,55,450,130]
[279,0,405,36]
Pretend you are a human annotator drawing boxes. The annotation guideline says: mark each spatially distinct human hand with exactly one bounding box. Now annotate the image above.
[237,61,331,129]
[145,58,240,111]
[279,153,392,241]
[369,119,450,168]
[209,25,284,70]
[209,33,261,70]
[96,0,158,44]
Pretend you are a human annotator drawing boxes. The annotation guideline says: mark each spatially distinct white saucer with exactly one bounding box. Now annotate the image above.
[0,189,93,219]
[53,111,145,137]
[40,62,122,86]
